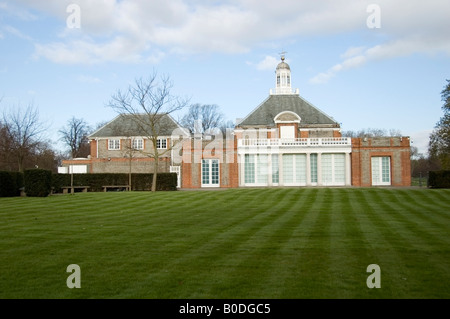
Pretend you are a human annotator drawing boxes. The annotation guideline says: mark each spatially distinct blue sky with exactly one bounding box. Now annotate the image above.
[1,0,449,155]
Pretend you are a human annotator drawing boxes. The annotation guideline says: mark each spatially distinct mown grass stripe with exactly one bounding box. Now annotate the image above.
[327,188,374,298]
[277,188,332,298]
[354,189,415,298]
[357,189,449,298]
[193,189,309,298]
[122,190,295,298]
[0,188,449,298]
[394,189,450,229]
[248,188,320,298]
[389,189,450,245]
[375,189,450,294]
[199,192,303,298]
[212,189,316,298]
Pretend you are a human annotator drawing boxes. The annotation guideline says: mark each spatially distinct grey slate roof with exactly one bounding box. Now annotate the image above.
[237,94,339,127]
[89,113,187,138]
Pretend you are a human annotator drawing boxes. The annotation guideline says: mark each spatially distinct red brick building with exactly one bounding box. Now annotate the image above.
[62,55,411,188]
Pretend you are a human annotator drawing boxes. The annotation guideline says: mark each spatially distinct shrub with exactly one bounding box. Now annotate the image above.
[0,171,24,197]
[428,170,450,188]
[51,173,71,193]
[51,173,178,193]
[0,171,15,197]
[12,172,24,195]
[24,169,52,197]
[152,173,178,191]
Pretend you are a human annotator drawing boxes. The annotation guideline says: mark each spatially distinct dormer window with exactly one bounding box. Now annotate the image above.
[274,111,301,140]
[274,111,301,124]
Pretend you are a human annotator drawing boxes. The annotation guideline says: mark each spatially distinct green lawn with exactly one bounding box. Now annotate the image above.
[0,188,449,299]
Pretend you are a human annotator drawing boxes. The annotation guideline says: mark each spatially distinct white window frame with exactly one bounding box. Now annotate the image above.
[157,138,167,149]
[371,156,391,186]
[282,154,307,186]
[321,153,346,186]
[243,154,271,186]
[272,154,279,185]
[280,126,295,139]
[108,139,120,150]
[132,138,144,150]
[202,159,220,187]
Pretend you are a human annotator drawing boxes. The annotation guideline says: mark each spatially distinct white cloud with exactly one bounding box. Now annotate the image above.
[308,0,450,83]
[145,50,166,64]
[77,75,101,84]
[0,1,38,21]
[310,54,367,84]
[3,25,33,41]
[340,46,367,59]
[10,0,450,66]
[34,36,148,64]
[250,56,279,71]
[310,32,450,84]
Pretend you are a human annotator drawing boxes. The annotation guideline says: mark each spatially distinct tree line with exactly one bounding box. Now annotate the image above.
[0,73,235,176]
[411,79,450,179]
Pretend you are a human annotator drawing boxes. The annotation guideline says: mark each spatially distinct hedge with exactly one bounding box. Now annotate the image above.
[24,169,52,197]
[52,173,178,193]
[428,170,450,188]
[0,171,24,197]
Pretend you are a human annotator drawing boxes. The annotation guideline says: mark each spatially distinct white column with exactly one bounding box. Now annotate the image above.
[306,153,311,186]
[239,154,245,186]
[345,152,352,186]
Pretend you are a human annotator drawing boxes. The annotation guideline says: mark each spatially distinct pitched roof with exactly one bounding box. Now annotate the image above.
[89,113,188,138]
[237,94,339,127]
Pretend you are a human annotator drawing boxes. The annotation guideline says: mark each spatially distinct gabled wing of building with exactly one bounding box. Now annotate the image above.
[89,113,189,138]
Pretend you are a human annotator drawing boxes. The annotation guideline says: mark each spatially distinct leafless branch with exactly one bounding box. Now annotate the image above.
[107,72,189,191]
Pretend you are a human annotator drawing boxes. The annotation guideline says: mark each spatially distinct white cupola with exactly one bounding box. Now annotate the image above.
[271,53,299,95]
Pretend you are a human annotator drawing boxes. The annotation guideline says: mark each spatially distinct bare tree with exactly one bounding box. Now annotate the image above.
[108,119,142,190]
[31,140,59,172]
[220,119,235,136]
[180,104,225,134]
[107,72,189,192]
[429,79,450,169]
[2,104,47,172]
[59,117,91,159]
[342,128,402,138]
[389,129,402,137]
[0,121,13,170]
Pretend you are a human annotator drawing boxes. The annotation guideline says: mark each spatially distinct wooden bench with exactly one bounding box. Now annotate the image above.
[102,185,131,192]
[62,186,90,194]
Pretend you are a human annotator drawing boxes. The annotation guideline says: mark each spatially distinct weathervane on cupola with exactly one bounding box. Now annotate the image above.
[271,51,299,95]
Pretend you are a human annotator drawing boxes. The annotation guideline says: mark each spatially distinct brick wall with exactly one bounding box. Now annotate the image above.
[95,138,171,159]
[67,135,411,188]
[90,157,171,174]
[351,137,411,186]
[181,137,238,188]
